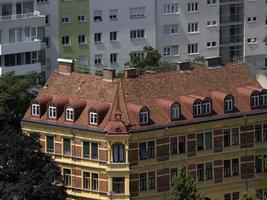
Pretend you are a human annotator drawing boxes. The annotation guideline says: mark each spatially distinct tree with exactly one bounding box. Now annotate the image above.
[239,192,254,200]
[170,167,203,200]
[0,124,67,200]
[0,72,38,127]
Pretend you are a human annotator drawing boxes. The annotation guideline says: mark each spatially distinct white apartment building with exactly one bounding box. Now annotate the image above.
[244,0,267,73]
[89,0,156,73]
[0,0,46,78]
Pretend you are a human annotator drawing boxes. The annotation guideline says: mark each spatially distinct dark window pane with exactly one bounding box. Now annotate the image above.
[63,138,71,155]
[46,135,54,153]
[197,133,204,151]
[139,142,147,160]
[91,142,98,159]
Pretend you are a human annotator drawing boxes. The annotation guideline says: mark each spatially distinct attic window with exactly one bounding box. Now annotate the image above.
[66,106,74,121]
[48,105,56,119]
[203,99,211,115]
[171,103,180,120]
[193,101,202,116]
[224,95,233,112]
[89,110,98,125]
[251,92,260,108]
[32,103,40,116]
[261,92,267,106]
[140,108,149,125]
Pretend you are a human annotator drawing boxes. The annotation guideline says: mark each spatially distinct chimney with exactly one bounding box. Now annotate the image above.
[177,61,191,73]
[103,68,116,82]
[205,57,221,68]
[124,68,137,78]
[57,58,75,75]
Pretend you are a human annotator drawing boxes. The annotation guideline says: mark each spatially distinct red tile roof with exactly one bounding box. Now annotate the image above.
[23,62,265,133]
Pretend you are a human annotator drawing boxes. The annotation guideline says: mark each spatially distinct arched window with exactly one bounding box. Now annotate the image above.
[113,143,125,163]
[140,108,149,125]
[203,99,212,115]
[193,100,202,116]
[171,103,180,120]
[48,104,56,119]
[31,102,40,116]
[66,106,74,121]
[89,110,98,125]
[251,92,260,108]
[224,95,233,112]
[261,91,267,106]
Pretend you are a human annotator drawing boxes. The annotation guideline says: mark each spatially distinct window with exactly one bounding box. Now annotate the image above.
[148,172,155,190]
[130,29,145,39]
[223,129,230,147]
[233,192,239,200]
[224,160,231,177]
[179,136,186,153]
[170,137,177,155]
[171,103,180,120]
[110,31,117,41]
[94,54,103,65]
[188,2,198,12]
[48,105,56,119]
[110,53,118,64]
[255,124,262,142]
[91,142,98,159]
[171,168,178,185]
[251,92,260,108]
[130,7,145,19]
[163,46,179,57]
[232,128,239,145]
[62,36,70,46]
[113,143,125,163]
[92,173,98,191]
[207,41,217,48]
[255,155,263,173]
[247,38,257,44]
[261,92,267,106]
[203,100,211,115]
[188,43,199,54]
[113,177,124,194]
[232,158,239,176]
[83,141,90,158]
[94,10,102,22]
[207,20,217,27]
[205,162,213,180]
[163,24,178,35]
[205,132,213,149]
[207,0,217,5]
[109,9,118,20]
[83,172,90,190]
[78,35,86,45]
[224,193,231,200]
[164,3,179,15]
[46,135,54,153]
[61,16,70,23]
[89,110,97,125]
[264,124,267,141]
[140,173,147,191]
[197,133,204,151]
[131,51,145,61]
[193,101,202,116]
[94,33,102,43]
[63,138,71,155]
[140,108,149,124]
[148,141,155,158]
[188,23,199,33]
[197,164,204,181]
[63,169,71,186]
[32,103,40,116]
[45,15,49,25]
[78,14,86,22]
[139,141,155,160]
[225,95,233,112]
[247,17,257,23]
[66,106,74,121]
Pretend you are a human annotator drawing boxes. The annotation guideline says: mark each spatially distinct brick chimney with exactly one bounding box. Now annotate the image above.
[103,68,116,82]
[57,58,75,75]
[177,61,191,73]
[205,57,221,68]
[124,68,137,78]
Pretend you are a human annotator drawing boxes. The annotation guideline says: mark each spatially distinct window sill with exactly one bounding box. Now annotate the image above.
[188,32,200,35]
[207,46,217,49]
[188,53,200,56]
[163,13,180,16]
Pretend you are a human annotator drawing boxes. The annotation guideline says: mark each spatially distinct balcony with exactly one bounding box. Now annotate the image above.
[0,11,42,22]
[0,63,41,76]
[0,39,42,56]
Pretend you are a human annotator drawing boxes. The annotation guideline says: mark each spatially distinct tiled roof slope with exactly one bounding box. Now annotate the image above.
[23,62,263,132]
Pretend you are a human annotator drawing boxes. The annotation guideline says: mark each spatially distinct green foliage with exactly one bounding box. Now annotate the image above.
[0,72,38,127]
[239,192,254,200]
[170,167,203,200]
[0,124,67,200]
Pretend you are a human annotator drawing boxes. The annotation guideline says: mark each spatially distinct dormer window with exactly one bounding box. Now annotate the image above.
[251,92,260,108]
[193,101,202,116]
[90,110,98,125]
[32,103,40,116]
[66,106,74,121]
[48,105,56,119]
[140,108,149,125]
[171,103,180,120]
[261,91,267,106]
[203,99,211,115]
[224,95,233,112]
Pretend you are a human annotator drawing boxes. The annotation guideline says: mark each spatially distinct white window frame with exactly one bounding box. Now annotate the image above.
[90,111,98,125]
[140,109,149,124]
[203,101,211,115]
[130,29,145,39]
[62,36,71,46]
[193,101,202,116]
[164,3,179,15]
[32,103,40,116]
[188,22,199,33]
[48,105,56,119]
[94,33,102,43]
[110,53,118,64]
[251,93,260,108]
[164,24,178,36]
[66,107,74,121]
[224,96,233,112]
[188,43,199,55]
[261,93,267,106]
[171,104,180,120]
[61,15,70,24]
[78,34,86,45]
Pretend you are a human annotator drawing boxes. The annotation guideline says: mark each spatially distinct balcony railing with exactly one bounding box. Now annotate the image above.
[0,11,41,22]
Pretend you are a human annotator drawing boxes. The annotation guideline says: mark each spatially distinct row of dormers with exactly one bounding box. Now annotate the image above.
[30,86,267,126]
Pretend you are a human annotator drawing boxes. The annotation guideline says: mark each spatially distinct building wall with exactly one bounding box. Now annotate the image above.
[89,0,156,74]
[156,0,220,63]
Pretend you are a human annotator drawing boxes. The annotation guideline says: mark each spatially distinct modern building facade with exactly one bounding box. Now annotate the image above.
[22,59,267,200]
[0,0,46,77]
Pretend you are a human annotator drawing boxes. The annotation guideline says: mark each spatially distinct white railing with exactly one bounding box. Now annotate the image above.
[0,11,41,22]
